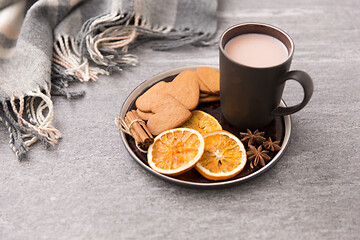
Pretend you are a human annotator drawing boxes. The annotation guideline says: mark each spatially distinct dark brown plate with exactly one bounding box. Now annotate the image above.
[119,65,291,189]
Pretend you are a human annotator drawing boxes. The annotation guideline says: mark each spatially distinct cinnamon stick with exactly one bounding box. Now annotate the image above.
[131,110,153,146]
[124,110,153,149]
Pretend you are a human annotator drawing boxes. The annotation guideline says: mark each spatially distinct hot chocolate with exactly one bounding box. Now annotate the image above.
[224,33,288,68]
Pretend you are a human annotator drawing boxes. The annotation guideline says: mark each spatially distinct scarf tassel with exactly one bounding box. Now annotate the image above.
[51,11,214,83]
[0,91,61,160]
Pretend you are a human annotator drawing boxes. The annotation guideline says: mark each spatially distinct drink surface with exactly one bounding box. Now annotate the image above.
[224,33,288,68]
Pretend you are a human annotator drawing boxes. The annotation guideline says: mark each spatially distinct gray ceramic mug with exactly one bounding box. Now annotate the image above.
[219,23,314,130]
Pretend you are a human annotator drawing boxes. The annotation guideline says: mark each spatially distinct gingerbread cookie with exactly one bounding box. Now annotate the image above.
[199,95,220,103]
[135,81,167,112]
[196,67,220,94]
[136,109,154,121]
[145,93,191,135]
[136,70,200,111]
[199,92,210,98]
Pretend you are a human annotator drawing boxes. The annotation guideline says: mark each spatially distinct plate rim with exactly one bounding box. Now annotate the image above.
[119,65,291,189]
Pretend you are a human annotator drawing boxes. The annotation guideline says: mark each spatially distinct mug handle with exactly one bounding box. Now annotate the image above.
[272,70,314,116]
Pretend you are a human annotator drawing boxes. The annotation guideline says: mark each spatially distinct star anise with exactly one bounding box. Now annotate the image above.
[263,137,281,151]
[240,129,265,146]
[247,145,271,168]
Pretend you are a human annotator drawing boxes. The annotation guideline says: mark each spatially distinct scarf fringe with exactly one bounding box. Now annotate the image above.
[0,91,61,160]
[52,35,109,83]
[51,11,214,83]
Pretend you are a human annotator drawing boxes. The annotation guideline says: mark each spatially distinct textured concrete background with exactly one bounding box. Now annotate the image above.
[1,0,359,239]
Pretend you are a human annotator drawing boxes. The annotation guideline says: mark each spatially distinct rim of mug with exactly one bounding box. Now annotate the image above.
[219,22,294,69]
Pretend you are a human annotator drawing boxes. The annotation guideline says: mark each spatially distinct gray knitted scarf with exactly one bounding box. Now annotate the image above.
[0,0,218,160]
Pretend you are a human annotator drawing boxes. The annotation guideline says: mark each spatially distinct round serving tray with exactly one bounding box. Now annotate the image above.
[119,65,291,189]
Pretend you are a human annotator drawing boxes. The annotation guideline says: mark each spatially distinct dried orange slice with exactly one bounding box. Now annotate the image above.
[147,128,205,176]
[195,131,247,181]
[180,110,222,136]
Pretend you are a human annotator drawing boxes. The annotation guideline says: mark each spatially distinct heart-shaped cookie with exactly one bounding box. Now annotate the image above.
[144,93,191,136]
[137,109,154,121]
[196,67,220,94]
[135,81,167,112]
[199,95,220,103]
[136,70,200,111]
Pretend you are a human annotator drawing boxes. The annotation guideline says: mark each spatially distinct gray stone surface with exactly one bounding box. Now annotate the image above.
[1,0,359,239]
